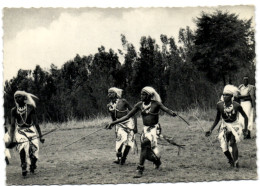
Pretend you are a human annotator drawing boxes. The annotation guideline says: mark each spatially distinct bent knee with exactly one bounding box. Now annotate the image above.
[229,135,236,146]
[229,140,236,147]
[141,138,151,148]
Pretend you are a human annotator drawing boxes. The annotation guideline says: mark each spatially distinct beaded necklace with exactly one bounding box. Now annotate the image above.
[108,99,128,118]
[108,99,119,112]
[223,102,235,118]
[142,102,152,114]
[16,104,28,125]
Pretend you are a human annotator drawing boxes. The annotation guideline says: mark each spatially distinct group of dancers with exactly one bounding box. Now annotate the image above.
[4,75,255,178]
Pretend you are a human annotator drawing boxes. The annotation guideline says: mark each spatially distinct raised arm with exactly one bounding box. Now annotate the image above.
[158,102,177,117]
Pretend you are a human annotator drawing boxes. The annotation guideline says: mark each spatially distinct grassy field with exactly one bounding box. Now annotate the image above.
[5,113,257,185]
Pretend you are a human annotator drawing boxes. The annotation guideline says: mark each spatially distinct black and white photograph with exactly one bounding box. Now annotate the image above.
[1,1,259,185]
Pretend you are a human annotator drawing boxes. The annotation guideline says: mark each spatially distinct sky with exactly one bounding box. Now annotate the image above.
[3,5,255,81]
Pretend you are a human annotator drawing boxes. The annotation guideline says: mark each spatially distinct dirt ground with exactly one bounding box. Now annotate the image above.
[5,116,257,185]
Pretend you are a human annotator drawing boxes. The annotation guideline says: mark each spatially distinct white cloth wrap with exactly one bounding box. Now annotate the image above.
[115,118,135,152]
[141,124,161,156]
[218,120,243,152]
[239,102,254,131]
[238,84,255,131]
[15,125,39,165]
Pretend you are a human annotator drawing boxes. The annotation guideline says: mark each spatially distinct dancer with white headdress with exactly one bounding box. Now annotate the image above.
[106,86,177,178]
[205,85,248,168]
[7,91,45,177]
[107,87,137,165]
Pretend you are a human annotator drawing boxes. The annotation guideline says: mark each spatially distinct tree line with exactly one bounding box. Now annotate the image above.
[4,10,255,123]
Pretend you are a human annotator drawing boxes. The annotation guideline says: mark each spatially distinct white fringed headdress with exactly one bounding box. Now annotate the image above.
[108,87,123,98]
[141,86,162,103]
[222,85,240,116]
[221,85,240,102]
[223,85,240,96]
[14,90,38,108]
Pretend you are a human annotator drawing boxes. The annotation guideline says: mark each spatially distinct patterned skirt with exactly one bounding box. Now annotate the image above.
[15,125,39,165]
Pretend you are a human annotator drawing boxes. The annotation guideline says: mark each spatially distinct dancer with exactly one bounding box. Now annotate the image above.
[206,85,248,168]
[7,91,45,177]
[106,86,177,178]
[107,87,137,165]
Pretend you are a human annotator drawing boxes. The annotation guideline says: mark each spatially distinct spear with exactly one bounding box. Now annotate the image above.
[16,128,58,144]
[193,115,214,147]
[6,128,59,149]
[176,114,191,126]
[64,128,104,148]
[160,134,185,149]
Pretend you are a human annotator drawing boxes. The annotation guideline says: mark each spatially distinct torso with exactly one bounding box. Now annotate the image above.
[11,105,35,128]
[136,100,160,126]
[108,99,129,120]
[217,101,240,123]
[239,84,249,96]
[239,84,252,101]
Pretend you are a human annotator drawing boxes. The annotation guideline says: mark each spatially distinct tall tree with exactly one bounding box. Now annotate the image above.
[132,36,167,99]
[132,36,156,94]
[119,34,137,100]
[193,10,255,85]
[32,65,49,121]
[89,46,121,113]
